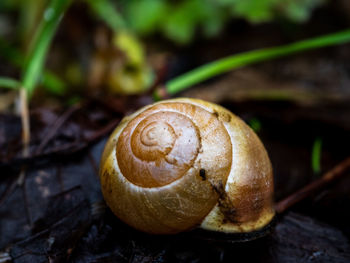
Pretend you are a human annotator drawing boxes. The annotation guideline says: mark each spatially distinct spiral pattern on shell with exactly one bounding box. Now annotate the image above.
[100,98,274,234]
[117,102,231,188]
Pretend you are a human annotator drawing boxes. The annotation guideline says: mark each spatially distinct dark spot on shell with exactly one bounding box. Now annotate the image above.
[211,181,225,197]
[212,111,231,123]
[213,111,219,118]
[219,112,231,123]
[209,181,240,223]
[199,169,206,180]
[219,204,239,224]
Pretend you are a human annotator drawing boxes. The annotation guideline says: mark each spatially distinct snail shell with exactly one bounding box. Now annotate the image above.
[99,98,274,234]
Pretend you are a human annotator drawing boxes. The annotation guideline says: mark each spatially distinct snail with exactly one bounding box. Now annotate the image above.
[99,98,274,236]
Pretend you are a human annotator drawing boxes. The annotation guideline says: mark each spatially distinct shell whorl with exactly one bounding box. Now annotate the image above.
[116,102,231,188]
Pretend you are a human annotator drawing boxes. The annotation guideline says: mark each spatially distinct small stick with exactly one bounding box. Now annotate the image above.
[35,103,81,154]
[18,88,30,186]
[0,252,12,262]
[275,156,350,214]
[88,151,99,178]
[19,88,30,159]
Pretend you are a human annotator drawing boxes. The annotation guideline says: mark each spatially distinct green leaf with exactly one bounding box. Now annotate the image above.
[311,137,322,174]
[126,0,167,35]
[230,0,277,23]
[0,77,21,89]
[162,0,203,44]
[0,37,66,95]
[86,0,126,32]
[248,118,262,133]
[165,29,350,95]
[278,0,326,23]
[41,71,66,95]
[21,0,72,98]
[115,0,327,43]
[200,3,227,37]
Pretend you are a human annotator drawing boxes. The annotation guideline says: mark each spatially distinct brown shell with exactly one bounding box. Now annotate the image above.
[99,98,274,234]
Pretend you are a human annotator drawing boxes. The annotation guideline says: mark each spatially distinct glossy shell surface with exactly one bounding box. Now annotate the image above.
[100,98,274,234]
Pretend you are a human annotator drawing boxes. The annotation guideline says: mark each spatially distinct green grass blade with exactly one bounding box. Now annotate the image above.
[312,137,322,174]
[248,117,262,133]
[21,0,72,97]
[166,29,350,95]
[41,71,67,95]
[86,0,126,32]
[0,77,21,89]
[0,37,67,94]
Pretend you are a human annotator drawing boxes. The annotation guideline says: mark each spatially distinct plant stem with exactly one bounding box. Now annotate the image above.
[165,29,350,96]
[21,0,72,98]
[19,89,30,156]
[275,157,350,214]
[16,0,72,191]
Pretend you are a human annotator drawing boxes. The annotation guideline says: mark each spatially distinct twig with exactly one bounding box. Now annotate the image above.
[35,104,81,154]
[85,118,120,141]
[22,179,32,226]
[0,252,12,263]
[0,119,121,168]
[0,178,18,206]
[18,88,30,186]
[275,157,350,214]
[88,151,99,178]
[19,89,30,159]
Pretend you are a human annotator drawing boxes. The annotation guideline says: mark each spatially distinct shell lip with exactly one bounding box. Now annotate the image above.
[185,215,277,243]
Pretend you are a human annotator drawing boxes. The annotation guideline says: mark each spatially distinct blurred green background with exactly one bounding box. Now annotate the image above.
[0,0,345,104]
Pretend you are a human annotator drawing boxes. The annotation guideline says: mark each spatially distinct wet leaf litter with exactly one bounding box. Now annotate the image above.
[0,96,349,262]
